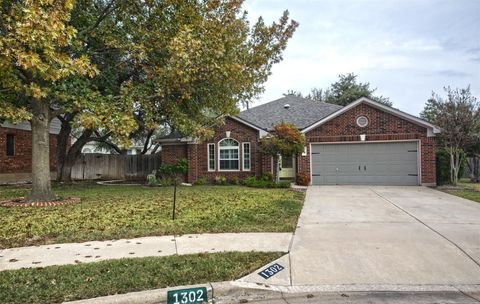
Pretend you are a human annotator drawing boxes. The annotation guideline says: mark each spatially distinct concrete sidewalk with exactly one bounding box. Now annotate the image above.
[0,232,292,271]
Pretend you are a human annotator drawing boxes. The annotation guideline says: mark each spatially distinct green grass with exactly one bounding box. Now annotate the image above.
[0,251,283,304]
[438,178,480,203]
[0,184,304,248]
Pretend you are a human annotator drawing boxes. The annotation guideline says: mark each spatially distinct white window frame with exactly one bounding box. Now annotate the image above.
[242,142,251,171]
[218,138,240,171]
[356,115,369,128]
[207,143,215,171]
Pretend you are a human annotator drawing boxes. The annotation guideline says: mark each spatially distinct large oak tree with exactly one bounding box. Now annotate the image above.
[0,0,298,199]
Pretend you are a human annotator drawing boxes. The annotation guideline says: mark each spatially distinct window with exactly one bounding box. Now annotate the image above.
[208,143,215,171]
[218,138,239,170]
[356,116,369,127]
[242,142,251,171]
[281,156,293,168]
[6,134,14,156]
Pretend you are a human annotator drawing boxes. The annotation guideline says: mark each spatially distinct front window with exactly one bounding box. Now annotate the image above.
[243,142,251,171]
[208,143,215,171]
[219,138,239,170]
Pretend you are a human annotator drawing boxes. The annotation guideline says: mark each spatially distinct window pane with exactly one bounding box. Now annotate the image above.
[208,144,215,170]
[282,156,293,168]
[219,148,238,160]
[243,143,250,170]
[220,159,239,170]
[219,138,239,147]
[6,134,14,156]
[230,160,239,170]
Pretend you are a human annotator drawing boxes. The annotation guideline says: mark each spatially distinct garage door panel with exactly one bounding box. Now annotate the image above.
[311,141,419,186]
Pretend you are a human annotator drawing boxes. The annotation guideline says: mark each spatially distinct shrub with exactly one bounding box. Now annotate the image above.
[296,172,310,186]
[158,176,173,187]
[261,172,273,182]
[159,159,188,177]
[243,176,258,187]
[214,176,227,185]
[194,176,208,186]
[230,176,240,185]
[146,175,158,186]
[243,176,290,189]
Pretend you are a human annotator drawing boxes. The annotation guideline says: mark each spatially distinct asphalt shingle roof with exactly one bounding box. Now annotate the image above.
[238,95,343,131]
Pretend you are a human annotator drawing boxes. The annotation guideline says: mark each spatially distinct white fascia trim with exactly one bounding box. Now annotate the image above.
[301,97,441,136]
[228,115,269,137]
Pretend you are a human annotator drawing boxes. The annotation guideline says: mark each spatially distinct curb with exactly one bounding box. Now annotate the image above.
[63,281,284,304]
[63,281,480,304]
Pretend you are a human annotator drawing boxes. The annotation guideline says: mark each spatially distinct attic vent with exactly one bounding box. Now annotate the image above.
[284,104,290,109]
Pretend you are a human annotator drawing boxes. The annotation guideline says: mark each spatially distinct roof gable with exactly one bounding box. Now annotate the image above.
[301,97,440,136]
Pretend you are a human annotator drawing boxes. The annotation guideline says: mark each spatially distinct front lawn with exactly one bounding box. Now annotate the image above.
[438,178,480,203]
[0,184,304,248]
[0,251,282,304]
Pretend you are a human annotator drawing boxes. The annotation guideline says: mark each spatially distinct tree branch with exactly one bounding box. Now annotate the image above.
[78,0,117,36]
[141,129,154,154]
[89,131,124,154]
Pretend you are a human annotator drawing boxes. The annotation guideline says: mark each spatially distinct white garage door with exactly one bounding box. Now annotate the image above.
[311,141,419,186]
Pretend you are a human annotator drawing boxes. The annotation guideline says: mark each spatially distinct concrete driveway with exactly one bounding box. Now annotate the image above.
[291,186,480,287]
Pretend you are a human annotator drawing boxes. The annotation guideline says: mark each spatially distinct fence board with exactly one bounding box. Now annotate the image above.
[71,153,161,180]
[465,157,480,179]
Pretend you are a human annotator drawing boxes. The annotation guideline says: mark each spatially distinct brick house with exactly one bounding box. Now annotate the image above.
[159,96,440,186]
[0,119,61,183]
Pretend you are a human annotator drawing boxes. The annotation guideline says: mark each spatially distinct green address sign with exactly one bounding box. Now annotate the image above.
[167,287,208,304]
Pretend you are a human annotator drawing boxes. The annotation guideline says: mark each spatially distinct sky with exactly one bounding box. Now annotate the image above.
[243,0,480,116]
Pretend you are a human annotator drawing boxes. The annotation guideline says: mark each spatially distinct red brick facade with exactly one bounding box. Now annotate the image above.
[160,143,189,181]
[161,102,437,185]
[161,117,267,184]
[299,103,436,185]
[0,127,58,174]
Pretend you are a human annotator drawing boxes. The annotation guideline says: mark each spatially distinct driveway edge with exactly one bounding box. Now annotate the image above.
[63,281,284,304]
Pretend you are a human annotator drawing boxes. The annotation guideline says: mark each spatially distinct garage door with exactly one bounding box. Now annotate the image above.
[311,141,419,186]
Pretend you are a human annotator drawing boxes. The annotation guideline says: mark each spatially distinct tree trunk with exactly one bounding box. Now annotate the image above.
[449,149,455,185]
[58,129,93,182]
[451,148,462,186]
[59,154,76,183]
[28,100,56,202]
[453,155,459,186]
[56,118,72,181]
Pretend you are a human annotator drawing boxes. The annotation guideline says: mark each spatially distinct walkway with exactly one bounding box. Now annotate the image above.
[0,233,292,271]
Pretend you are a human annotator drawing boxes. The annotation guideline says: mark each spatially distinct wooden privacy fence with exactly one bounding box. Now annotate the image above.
[465,157,479,178]
[71,153,162,180]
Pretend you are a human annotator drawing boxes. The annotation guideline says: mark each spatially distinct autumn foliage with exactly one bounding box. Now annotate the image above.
[260,123,306,181]
[0,0,298,201]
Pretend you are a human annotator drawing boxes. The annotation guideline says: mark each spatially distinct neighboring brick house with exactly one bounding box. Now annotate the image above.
[159,96,440,186]
[0,119,62,183]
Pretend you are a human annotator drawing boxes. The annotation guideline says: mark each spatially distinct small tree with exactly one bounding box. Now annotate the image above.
[421,86,479,185]
[159,159,188,220]
[260,123,306,182]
